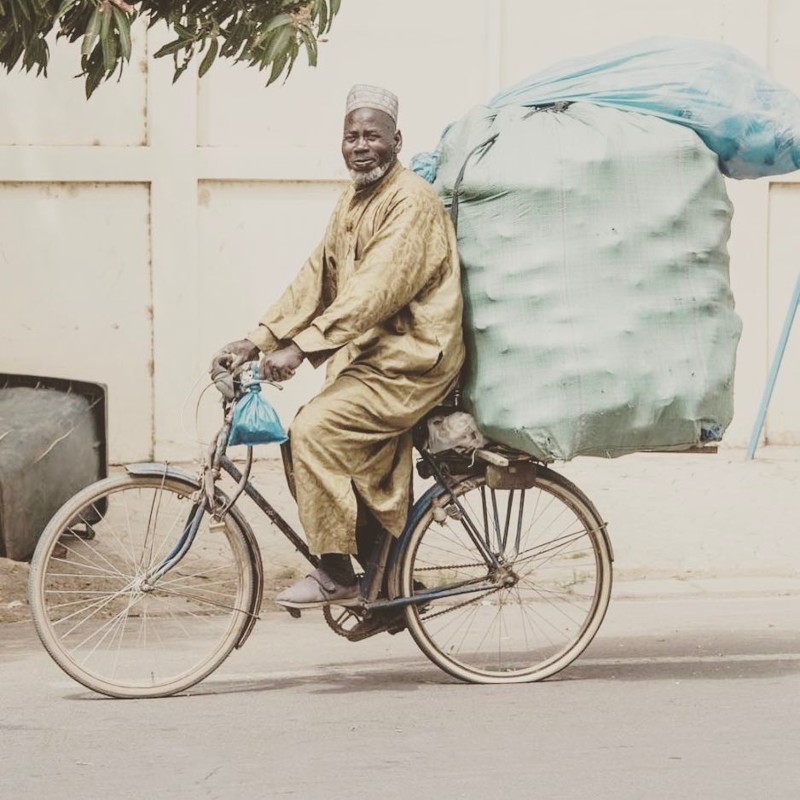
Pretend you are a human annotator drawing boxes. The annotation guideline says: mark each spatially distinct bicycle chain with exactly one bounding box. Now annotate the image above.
[417,584,504,621]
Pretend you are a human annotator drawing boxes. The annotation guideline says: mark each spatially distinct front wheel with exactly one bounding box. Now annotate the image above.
[29,473,257,698]
[398,467,612,683]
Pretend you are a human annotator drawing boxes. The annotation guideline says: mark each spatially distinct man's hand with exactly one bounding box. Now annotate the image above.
[209,339,260,399]
[210,339,260,376]
[260,342,305,382]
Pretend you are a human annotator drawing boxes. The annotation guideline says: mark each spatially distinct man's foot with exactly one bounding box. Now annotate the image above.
[345,608,407,639]
[275,567,361,610]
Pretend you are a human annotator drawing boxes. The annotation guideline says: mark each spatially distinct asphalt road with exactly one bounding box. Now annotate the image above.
[3,589,800,800]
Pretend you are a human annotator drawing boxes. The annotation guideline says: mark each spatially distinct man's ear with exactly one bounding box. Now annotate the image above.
[394,129,403,154]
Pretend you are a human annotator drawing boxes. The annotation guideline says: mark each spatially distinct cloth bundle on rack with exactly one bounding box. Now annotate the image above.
[433,102,742,462]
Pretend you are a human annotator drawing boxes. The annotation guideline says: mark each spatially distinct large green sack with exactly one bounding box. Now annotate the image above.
[433,102,742,462]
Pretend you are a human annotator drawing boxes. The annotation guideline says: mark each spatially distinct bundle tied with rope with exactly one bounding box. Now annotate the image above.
[403,36,800,462]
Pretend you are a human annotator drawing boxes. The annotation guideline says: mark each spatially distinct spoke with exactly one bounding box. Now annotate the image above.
[411,532,487,571]
[512,528,592,570]
[156,583,238,602]
[45,593,128,612]
[151,585,248,615]
[80,502,138,574]
[408,476,607,679]
[450,601,485,657]
[516,574,596,626]
[53,583,134,636]
[71,593,144,661]
[45,589,123,595]
[156,563,236,587]
[513,587,562,648]
[54,539,129,581]
[45,571,125,580]
[514,584,533,651]
[471,600,505,664]
[420,586,502,622]
[158,577,236,593]
[110,601,133,680]
[425,599,481,654]
[139,481,166,572]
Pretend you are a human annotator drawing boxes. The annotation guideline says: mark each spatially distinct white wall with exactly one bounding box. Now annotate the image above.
[0,0,797,461]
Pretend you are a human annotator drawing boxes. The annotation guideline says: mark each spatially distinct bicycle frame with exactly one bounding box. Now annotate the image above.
[29,363,615,696]
[139,367,512,618]
[221,451,507,615]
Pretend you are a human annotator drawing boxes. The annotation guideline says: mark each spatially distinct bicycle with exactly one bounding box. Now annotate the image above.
[28,363,614,698]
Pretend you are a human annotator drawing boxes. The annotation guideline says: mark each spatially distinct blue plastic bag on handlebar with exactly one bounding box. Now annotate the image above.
[228,384,288,447]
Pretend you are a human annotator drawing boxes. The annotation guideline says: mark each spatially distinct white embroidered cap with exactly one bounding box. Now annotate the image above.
[345,84,399,123]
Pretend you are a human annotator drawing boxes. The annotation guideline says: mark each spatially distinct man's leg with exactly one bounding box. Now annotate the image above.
[274,375,415,609]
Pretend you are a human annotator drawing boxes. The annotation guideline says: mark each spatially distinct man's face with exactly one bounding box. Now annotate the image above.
[342,107,402,187]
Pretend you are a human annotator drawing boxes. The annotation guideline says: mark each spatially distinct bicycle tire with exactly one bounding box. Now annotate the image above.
[398,467,612,683]
[29,473,257,698]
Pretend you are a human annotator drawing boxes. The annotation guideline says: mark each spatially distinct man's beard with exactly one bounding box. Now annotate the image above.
[349,158,394,188]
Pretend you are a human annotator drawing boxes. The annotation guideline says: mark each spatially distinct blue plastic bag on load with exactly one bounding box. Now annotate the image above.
[228,380,288,447]
[412,36,800,181]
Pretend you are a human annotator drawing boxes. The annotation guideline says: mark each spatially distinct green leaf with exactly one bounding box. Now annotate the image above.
[251,12,290,50]
[112,7,131,61]
[56,0,80,16]
[266,52,288,86]
[262,24,291,66]
[198,35,217,77]
[84,46,103,97]
[154,38,187,58]
[283,39,299,82]
[100,7,116,74]
[299,25,317,67]
[81,5,101,57]
[262,13,292,37]
[22,35,48,76]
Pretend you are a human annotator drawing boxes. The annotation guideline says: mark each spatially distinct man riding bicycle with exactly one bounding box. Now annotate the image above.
[212,84,465,609]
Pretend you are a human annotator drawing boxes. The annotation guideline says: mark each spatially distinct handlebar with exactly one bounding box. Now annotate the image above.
[210,359,284,403]
[204,358,285,514]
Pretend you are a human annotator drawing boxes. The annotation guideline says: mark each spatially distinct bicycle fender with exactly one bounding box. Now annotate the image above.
[124,461,265,648]
[385,483,448,596]
[125,461,202,485]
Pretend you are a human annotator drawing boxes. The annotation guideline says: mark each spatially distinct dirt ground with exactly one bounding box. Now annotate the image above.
[0,557,30,624]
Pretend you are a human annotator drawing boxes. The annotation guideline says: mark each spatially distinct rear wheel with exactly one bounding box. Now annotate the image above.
[29,473,257,698]
[399,468,612,683]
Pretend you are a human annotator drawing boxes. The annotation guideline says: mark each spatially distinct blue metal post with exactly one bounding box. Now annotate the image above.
[746,273,800,459]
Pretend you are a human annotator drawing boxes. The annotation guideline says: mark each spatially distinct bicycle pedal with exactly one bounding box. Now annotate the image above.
[285,607,302,619]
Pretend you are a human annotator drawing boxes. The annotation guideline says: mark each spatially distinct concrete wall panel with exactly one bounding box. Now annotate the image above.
[0,182,152,460]
[193,179,343,439]
[0,1,798,460]
[0,31,147,146]
[197,0,490,164]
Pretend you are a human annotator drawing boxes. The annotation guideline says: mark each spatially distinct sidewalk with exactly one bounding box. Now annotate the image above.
[2,445,798,624]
